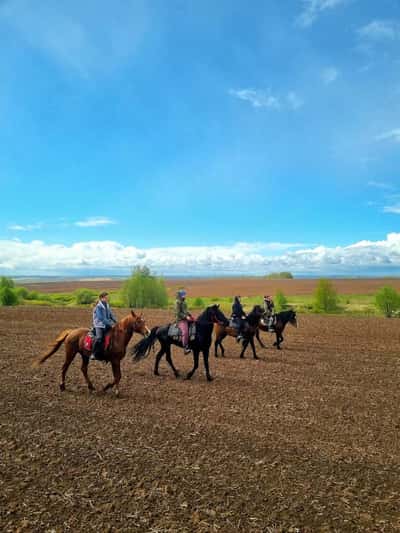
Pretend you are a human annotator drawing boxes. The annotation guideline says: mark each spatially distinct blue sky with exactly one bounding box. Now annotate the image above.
[0,0,400,276]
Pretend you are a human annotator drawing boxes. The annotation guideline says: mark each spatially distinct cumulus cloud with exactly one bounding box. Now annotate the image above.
[296,0,349,28]
[321,67,339,84]
[1,234,400,275]
[75,216,116,227]
[358,20,400,41]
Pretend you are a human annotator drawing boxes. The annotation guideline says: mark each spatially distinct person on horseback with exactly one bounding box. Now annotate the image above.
[90,291,117,361]
[231,295,247,342]
[175,289,194,354]
[263,295,275,330]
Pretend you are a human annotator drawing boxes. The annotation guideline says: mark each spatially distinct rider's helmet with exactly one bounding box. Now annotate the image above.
[177,289,187,299]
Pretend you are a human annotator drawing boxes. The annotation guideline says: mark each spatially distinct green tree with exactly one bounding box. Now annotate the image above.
[0,287,19,306]
[74,288,97,305]
[275,290,288,311]
[0,276,15,289]
[313,279,338,313]
[375,286,400,318]
[121,266,168,308]
[265,272,293,279]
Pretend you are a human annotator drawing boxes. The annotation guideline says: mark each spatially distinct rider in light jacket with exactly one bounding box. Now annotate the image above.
[91,292,117,361]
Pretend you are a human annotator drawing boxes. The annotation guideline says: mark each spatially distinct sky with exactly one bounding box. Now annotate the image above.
[0,0,400,276]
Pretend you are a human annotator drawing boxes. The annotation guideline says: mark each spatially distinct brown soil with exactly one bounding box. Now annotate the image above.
[1,306,399,532]
[22,277,400,296]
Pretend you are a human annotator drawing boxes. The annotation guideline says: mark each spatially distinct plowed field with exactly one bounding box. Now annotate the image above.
[22,277,400,296]
[1,306,399,532]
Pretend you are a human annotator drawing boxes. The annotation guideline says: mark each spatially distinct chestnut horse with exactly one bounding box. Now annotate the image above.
[214,305,264,359]
[33,311,149,396]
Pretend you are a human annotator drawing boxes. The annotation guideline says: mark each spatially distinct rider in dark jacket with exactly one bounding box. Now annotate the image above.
[231,296,247,342]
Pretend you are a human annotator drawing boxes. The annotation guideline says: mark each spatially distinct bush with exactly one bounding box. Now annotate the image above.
[0,276,15,289]
[15,287,29,299]
[375,286,400,317]
[313,279,338,313]
[265,272,293,279]
[121,266,168,308]
[192,297,205,308]
[0,287,19,306]
[74,288,97,305]
[25,290,40,300]
[275,290,288,311]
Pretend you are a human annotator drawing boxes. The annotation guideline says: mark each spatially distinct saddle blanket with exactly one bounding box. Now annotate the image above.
[83,330,112,352]
[168,323,196,341]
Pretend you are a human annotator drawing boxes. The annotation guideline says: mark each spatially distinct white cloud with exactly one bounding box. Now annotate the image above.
[229,88,304,111]
[321,67,339,84]
[229,89,280,110]
[0,0,149,77]
[383,204,400,214]
[75,216,116,227]
[367,180,393,190]
[8,223,43,231]
[358,20,400,41]
[296,0,349,28]
[376,129,400,143]
[1,234,400,275]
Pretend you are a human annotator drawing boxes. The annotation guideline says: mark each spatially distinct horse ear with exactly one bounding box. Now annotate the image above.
[216,304,220,308]
[131,309,136,317]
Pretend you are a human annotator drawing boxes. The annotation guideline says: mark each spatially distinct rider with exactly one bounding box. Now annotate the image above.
[231,295,247,342]
[91,291,117,361]
[175,289,194,354]
[263,295,275,329]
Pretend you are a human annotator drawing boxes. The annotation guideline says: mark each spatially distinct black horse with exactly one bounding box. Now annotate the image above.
[214,305,265,359]
[256,309,298,350]
[131,304,229,381]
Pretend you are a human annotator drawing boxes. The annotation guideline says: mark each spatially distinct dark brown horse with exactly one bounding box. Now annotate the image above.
[214,305,264,359]
[256,309,298,350]
[33,311,149,396]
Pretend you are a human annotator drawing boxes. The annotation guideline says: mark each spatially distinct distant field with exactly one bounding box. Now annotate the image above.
[22,277,400,297]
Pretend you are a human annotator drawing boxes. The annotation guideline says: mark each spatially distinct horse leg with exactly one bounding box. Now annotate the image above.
[103,360,121,396]
[275,331,281,350]
[80,355,95,392]
[256,329,266,349]
[203,347,213,382]
[60,346,77,392]
[239,339,249,359]
[154,347,165,376]
[186,350,199,380]
[250,337,259,360]
[215,332,226,358]
[165,345,180,378]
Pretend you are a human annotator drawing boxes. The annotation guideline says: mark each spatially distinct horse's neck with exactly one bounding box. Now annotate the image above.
[196,320,213,336]
[112,322,133,349]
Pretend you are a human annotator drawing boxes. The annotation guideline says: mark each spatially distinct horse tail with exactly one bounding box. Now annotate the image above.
[131,326,159,363]
[32,329,71,367]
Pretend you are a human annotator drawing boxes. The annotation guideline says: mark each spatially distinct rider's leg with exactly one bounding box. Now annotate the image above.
[178,320,190,353]
[91,327,105,360]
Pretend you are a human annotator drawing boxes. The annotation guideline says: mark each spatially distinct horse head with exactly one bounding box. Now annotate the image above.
[130,310,151,336]
[288,309,298,328]
[208,304,229,326]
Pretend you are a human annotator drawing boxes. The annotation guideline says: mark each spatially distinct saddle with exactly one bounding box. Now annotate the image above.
[229,318,241,330]
[167,323,196,342]
[261,315,276,332]
[83,329,112,352]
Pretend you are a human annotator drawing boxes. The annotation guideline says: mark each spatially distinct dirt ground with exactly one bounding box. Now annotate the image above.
[1,306,399,532]
[22,277,400,296]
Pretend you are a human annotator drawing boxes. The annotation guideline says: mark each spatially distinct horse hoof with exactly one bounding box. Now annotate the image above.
[254,356,259,360]
[207,376,214,382]
[174,371,180,379]
[186,373,192,380]
[154,370,160,376]
[59,383,65,392]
